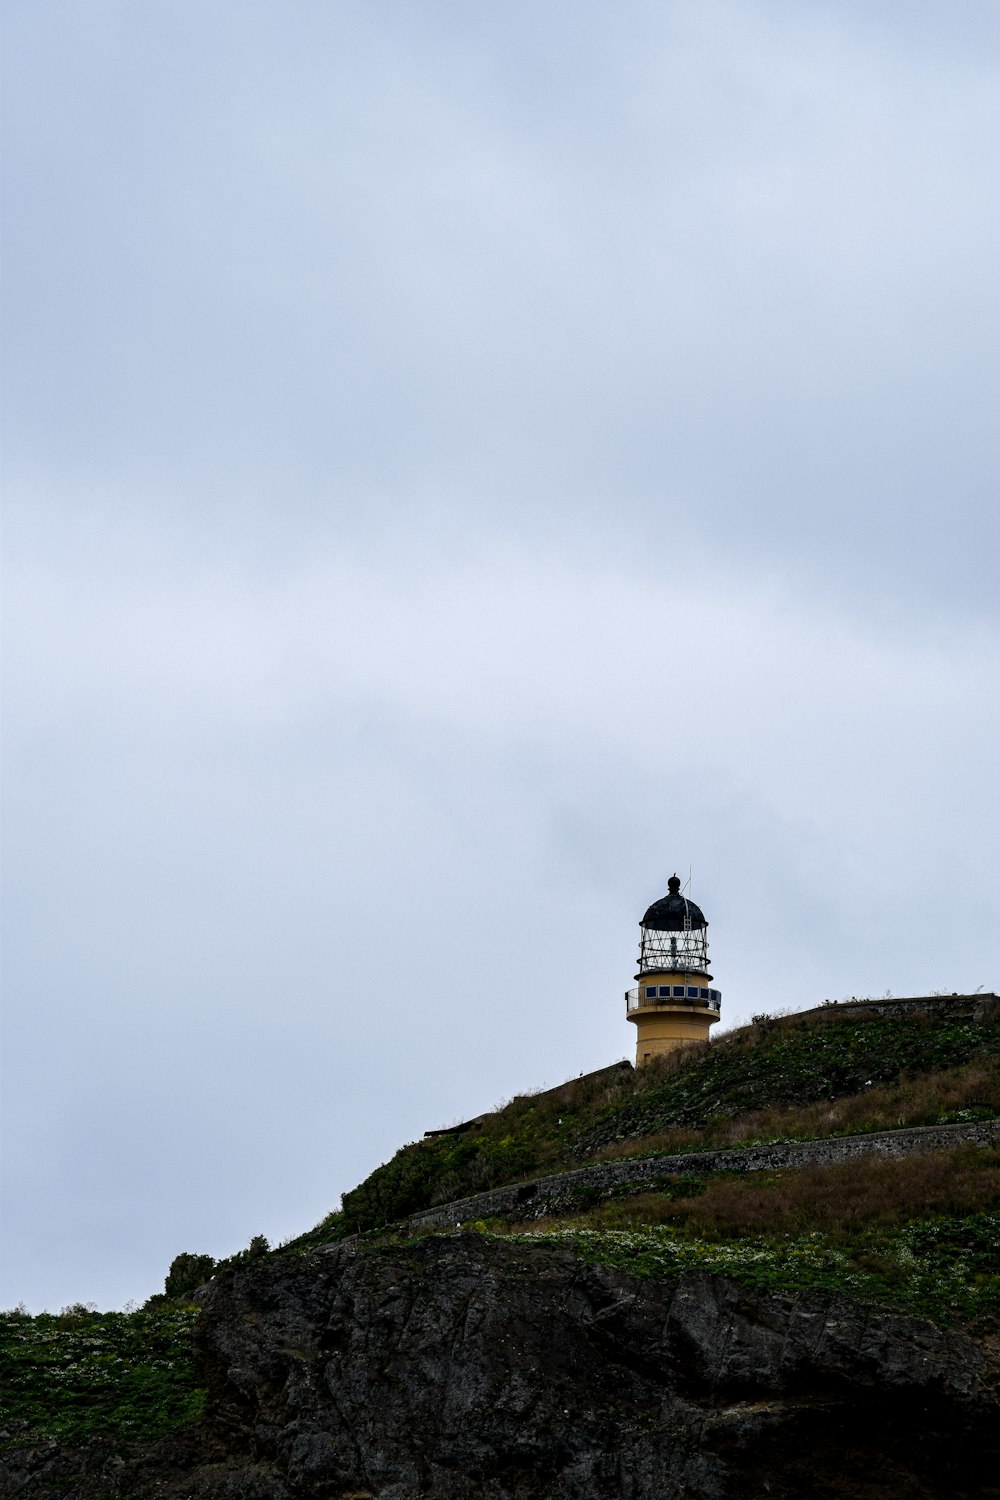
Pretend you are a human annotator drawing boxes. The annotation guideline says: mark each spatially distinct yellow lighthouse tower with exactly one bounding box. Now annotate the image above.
[626,874,721,1065]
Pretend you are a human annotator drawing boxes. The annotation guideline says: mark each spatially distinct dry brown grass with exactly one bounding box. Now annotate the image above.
[528,1145,1000,1239]
[586,1057,1000,1165]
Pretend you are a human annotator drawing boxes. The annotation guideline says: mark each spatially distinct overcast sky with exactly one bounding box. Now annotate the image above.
[3,0,998,1313]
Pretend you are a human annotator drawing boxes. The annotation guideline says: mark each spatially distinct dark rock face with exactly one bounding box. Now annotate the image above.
[4,1236,996,1499]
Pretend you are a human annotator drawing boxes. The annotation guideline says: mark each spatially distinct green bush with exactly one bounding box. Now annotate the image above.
[164,1252,217,1298]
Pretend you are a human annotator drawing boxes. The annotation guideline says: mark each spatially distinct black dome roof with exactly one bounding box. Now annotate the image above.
[641,874,707,931]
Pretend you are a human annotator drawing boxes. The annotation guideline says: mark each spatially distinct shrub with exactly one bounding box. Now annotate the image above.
[55,1302,97,1329]
[164,1252,217,1299]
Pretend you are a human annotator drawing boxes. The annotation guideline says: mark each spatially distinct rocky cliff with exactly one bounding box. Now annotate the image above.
[7,1233,996,1499]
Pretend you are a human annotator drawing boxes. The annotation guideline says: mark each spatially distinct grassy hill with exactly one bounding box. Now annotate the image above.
[3,996,998,1455]
[290,998,1000,1246]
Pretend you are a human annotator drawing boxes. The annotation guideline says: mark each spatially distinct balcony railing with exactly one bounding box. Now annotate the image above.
[626,984,722,1014]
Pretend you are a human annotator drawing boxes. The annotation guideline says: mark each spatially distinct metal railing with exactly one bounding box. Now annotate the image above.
[626,985,722,1014]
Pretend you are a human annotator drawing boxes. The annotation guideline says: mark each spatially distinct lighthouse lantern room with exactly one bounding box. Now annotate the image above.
[626,874,722,1065]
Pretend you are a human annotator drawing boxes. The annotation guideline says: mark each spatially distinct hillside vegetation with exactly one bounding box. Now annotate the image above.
[0,1304,203,1449]
[4,999,998,1462]
[291,1002,1000,1246]
[503,1145,1000,1329]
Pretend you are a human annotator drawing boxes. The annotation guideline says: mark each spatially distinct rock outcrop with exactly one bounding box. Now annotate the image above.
[5,1234,996,1499]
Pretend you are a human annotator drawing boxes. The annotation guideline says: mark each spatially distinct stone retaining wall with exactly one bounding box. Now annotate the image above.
[786,993,998,1025]
[406,1118,1000,1231]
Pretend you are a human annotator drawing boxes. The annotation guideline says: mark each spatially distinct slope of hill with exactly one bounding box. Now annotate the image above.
[292,994,1000,1245]
[3,995,998,1499]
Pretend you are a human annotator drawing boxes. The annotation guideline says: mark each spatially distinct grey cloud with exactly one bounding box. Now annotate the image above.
[2,0,998,1311]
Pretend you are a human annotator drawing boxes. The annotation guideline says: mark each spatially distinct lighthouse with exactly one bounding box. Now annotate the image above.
[625,875,722,1065]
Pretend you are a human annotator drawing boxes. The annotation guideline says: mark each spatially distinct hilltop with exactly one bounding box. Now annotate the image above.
[2,994,998,1499]
[291,991,1000,1247]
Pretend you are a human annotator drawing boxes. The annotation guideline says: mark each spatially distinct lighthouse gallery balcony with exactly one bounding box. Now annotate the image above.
[626,984,722,1013]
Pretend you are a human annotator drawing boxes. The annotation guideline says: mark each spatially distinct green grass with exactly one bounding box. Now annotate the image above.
[288,1008,1000,1243]
[478,1142,1000,1331]
[577,1012,1000,1153]
[0,1305,205,1449]
[495,1213,1000,1330]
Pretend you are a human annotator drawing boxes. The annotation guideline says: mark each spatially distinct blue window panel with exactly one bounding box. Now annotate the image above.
[645,986,658,999]
[686,986,698,998]
[659,986,671,997]
[699,988,709,999]
[673,986,685,997]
